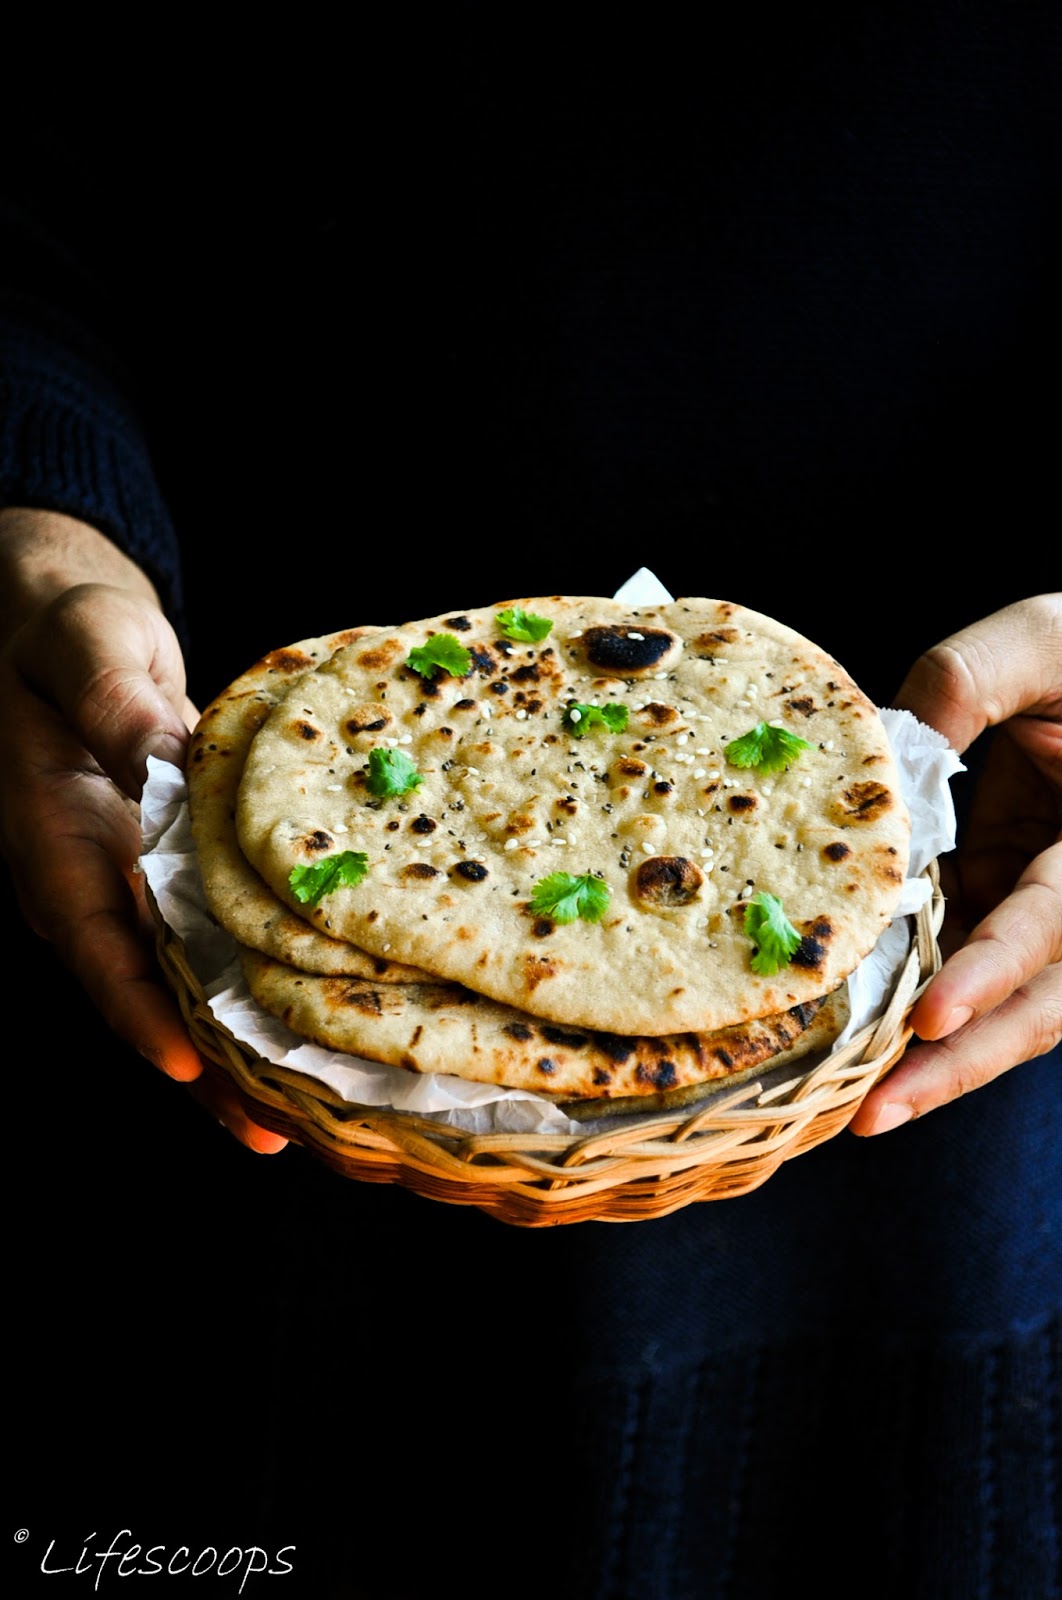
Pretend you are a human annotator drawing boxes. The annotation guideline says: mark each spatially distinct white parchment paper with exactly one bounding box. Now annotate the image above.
[140,571,963,1135]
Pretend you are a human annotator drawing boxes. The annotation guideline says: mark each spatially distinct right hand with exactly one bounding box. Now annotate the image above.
[0,507,287,1153]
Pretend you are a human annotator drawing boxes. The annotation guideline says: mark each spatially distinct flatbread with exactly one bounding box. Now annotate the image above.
[237,944,849,1103]
[235,596,910,1036]
[187,630,434,982]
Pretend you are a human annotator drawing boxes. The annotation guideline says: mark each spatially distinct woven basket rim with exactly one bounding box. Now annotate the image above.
[148,860,943,1226]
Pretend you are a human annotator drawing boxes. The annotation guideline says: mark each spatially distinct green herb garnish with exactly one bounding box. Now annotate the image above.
[744,891,802,976]
[725,721,813,774]
[366,747,423,798]
[562,701,630,738]
[496,606,554,643]
[289,851,370,906]
[405,634,472,680]
[529,871,611,924]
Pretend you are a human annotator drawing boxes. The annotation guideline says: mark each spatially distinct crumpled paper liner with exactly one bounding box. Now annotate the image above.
[139,570,963,1136]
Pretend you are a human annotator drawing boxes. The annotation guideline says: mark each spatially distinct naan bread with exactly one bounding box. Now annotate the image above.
[235,596,910,1036]
[187,630,434,982]
[238,945,849,1103]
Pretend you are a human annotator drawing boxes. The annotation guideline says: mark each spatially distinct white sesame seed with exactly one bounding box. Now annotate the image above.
[693,767,707,778]
[326,784,342,791]
[768,718,785,728]
[677,733,689,745]
[748,685,759,698]
[641,841,656,853]
[516,709,528,720]
[504,838,519,850]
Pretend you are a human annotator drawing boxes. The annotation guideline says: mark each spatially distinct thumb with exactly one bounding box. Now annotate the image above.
[892,593,1062,756]
[14,582,192,798]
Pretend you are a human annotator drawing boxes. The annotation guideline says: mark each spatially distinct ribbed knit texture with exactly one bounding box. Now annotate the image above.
[562,1315,1060,1600]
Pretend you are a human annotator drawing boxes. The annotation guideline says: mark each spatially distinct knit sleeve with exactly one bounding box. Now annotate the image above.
[0,191,186,638]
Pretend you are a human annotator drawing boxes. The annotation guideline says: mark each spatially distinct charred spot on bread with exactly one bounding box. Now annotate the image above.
[836,781,894,822]
[581,624,681,675]
[344,705,392,736]
[633,855,704,908]
[453,860,489,882]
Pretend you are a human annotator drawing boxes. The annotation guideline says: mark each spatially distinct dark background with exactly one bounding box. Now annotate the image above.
[6,10,1060,1595]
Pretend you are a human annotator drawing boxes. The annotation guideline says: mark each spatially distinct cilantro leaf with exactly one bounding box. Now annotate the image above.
[744,891,802,975]
[725,721,813,774]
[366,747,423,798]
[529,871,611,924]
[405,634,472,680]
[496,606,554,643]
[562,701,630,738]
[289,851,369,906]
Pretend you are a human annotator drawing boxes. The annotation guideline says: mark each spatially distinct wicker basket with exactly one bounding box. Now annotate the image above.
[148,860,943,1227]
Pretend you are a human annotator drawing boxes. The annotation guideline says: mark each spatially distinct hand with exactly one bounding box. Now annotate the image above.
[0,508,287,1153]
[850,594,1062,1135]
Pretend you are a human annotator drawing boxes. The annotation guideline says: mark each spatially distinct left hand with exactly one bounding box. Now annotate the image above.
[849,593,1062,1135]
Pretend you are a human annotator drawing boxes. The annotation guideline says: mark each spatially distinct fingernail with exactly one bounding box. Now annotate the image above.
[866,1102,913,1136]
[141,732,186,770]
[941,1004,974,1036]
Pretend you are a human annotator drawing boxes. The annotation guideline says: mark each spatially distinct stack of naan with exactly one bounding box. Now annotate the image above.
[186,596,910,1113]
